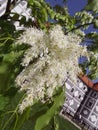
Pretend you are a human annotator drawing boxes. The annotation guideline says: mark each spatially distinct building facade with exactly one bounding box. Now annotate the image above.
[76,88,98,130]
[63,78,88,117]
[0,0,33,30]
[62,76,98,130]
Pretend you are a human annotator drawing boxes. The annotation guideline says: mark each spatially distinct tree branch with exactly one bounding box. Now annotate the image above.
[65,22,93,35]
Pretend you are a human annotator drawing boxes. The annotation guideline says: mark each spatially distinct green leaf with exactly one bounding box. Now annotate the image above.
[0,20,15,34]
[85,0,98,12]
[14,102,49,130]
[42,8,48,21]
[0,95,9,111]
[20,16,26,26]
[12,14,20,21]
[54,115,79,130]
[4,87,19,98]
[3,52,21,63]
[34,0,42,7]
[95,72,98,78]
[0,92,25,130]
[31,102,49,117]
[34,88,65,130]
[20,119,35,130]
[13,107,31,130]
[0,62,8,74]
[93,18,98,28]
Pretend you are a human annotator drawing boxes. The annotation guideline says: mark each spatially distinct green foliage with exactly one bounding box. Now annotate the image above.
[0,20,29,93]
[28,0,76,31]
[93,18,98,28]
[85,0,98,13]
[0,20,15,34]
[28,0,49,29]
[11,107,31,130]
[0,43,25,93]
[87,57,98,79]
[80,56,98,80]
[34,88,65,130]
[0,87,64,130]
[11,13,20,21]
[0,94,9,111]
[0,91,25,130]
[86,32,98,52]
[54,115,79,130]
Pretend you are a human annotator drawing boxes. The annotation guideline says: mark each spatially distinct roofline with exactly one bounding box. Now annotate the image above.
[93,82,98,91]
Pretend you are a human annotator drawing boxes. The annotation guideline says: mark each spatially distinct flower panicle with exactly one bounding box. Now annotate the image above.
[15,25,88,113]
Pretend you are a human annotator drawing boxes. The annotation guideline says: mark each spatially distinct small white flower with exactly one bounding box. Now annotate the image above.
[75,11,93,29]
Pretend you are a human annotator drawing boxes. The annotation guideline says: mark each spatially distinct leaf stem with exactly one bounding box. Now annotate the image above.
[1,93,26,130]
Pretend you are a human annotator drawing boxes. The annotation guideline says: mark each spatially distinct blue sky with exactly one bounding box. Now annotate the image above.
[46,0,87,15]
[66,0,87,15]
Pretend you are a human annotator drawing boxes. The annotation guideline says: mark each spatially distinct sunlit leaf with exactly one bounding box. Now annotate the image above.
[93,18,98,28]
[54,115,79,130]
[85,0,98,12]
[34,88,64,130]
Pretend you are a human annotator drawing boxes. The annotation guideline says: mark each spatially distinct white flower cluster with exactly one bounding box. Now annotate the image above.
[75,11,93,29]
[15,25,88,113]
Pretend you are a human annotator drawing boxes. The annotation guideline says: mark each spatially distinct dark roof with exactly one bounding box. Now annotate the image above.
[79,75,98,91]
[93,82,98,91]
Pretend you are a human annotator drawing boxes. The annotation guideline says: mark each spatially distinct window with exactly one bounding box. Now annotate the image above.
[83,86,87,91]
[71,88,74,92]
[78,95,81,99]
[83,87,86,90]
[86,98,95,109]
[91,92,98,99]
[78,82,84,88]
[88,102,93,107]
